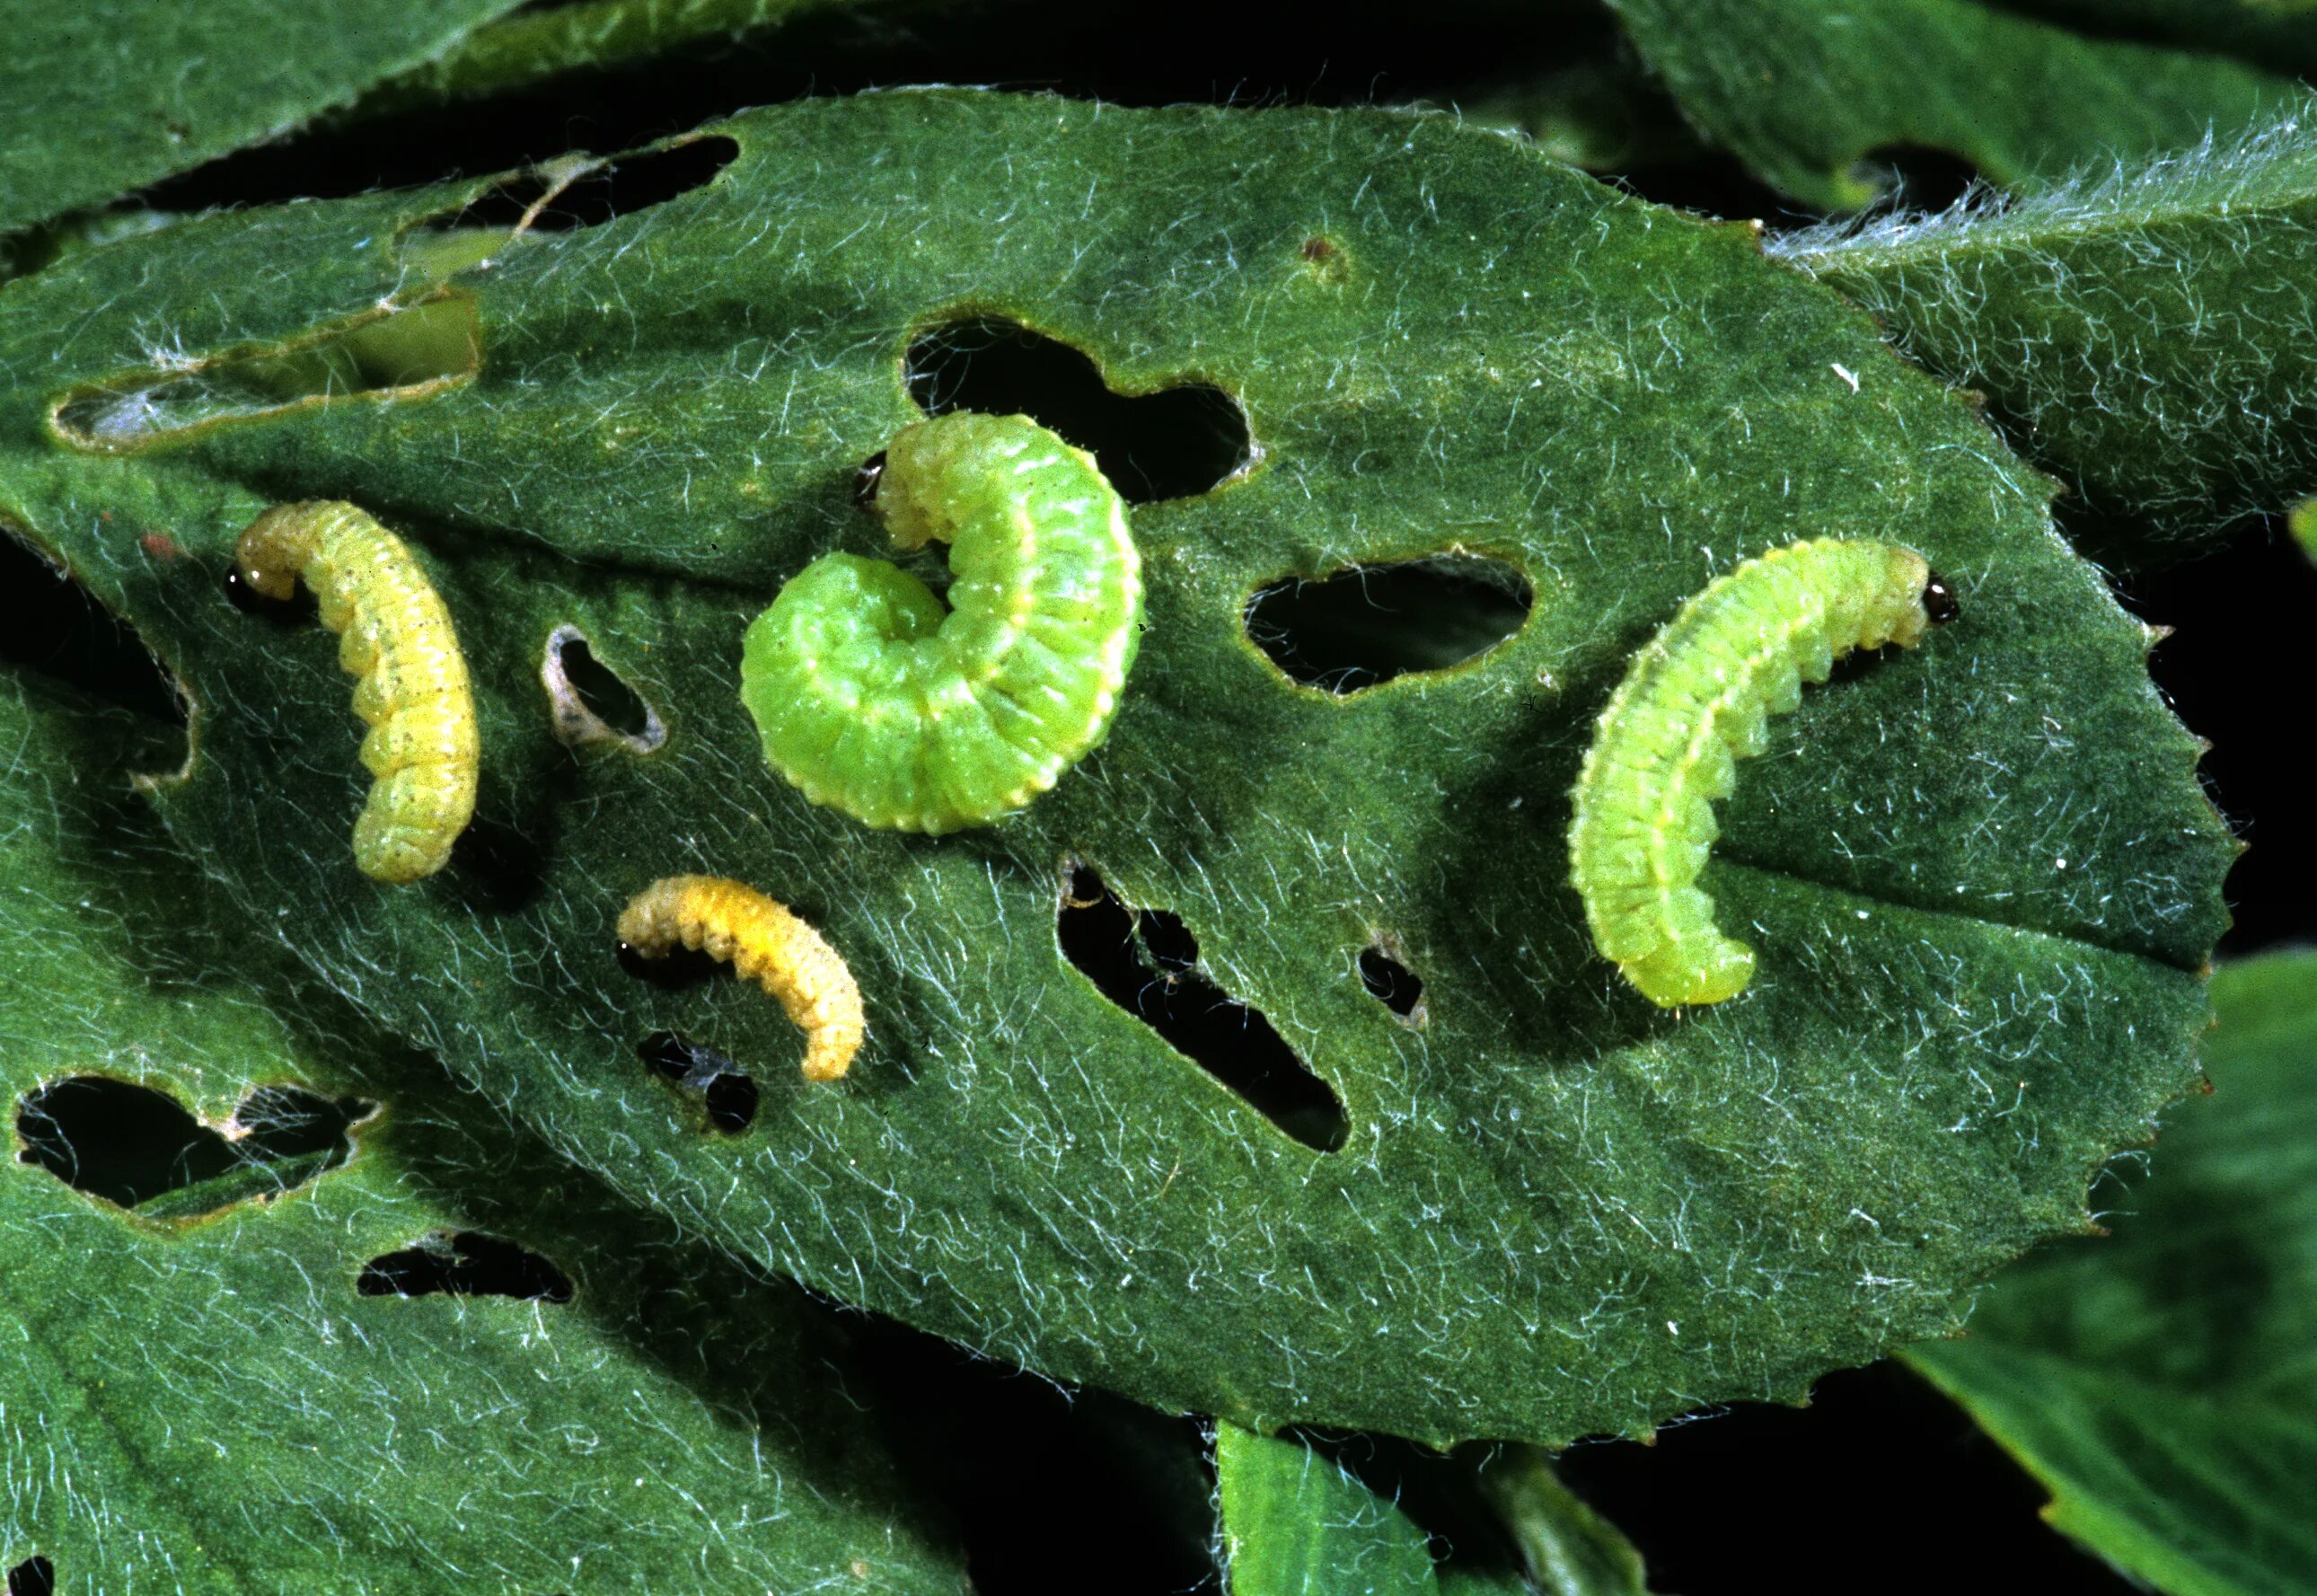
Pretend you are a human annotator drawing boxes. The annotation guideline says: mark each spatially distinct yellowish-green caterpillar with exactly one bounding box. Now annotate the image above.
[234,501,479,885]
[1568,538,1958,1007]
[617,875,865,1082]
[739,412,1144,833]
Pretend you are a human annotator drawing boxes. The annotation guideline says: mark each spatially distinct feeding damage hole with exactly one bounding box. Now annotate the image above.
[13,1077,369,1218]
[357,1230,576,1304]
[1358,943,1427,1027]
[6,1556,54,1596]
[638,1031,759,1133]
[542,625,665,752]
[1056,864,1347,1153]
[418,137,740,238]
[50,295,480,451]
[1846,144,1984,213]
[905,317,1251,502]
[0,530,187,731]
[1246,555,1533,693]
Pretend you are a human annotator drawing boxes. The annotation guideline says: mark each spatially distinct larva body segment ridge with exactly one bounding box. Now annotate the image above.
[740,411,1145,833]
[234,501,479,885]
[1568,538,1956,1008]
[617,875,865,1082]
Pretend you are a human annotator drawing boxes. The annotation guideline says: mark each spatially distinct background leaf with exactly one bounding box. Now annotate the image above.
[360,0,873,111]
[1782,106,2317,565]
[0,91,2233,1450]
[1217,1424,1443,1596]
[0,669,963,1595]
[1214,1424,1650,1596]
[1470,1446,1652,1596]
[1987,0,2317,82]
[1907,948,2317,1596]
[0,0,528,235]
[1603,0,2295,209]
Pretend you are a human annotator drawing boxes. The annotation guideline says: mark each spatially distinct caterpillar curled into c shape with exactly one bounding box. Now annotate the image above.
[739,411,1145,833]
[234,501,479,885]
[617,875,864,1082]
[1567,538,1958,1008]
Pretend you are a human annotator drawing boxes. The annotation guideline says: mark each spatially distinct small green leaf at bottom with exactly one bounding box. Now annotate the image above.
[1907,949,2317,1596]
[1215,1425,1652,1596]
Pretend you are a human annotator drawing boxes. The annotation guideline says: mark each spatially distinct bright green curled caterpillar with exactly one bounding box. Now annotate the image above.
[235,501,480,884]
[740,412,1144,833]
[1568,539,1958,1008]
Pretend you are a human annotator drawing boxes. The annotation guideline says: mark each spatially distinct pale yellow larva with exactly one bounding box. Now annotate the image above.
[616,875,865,1083]
[235,501,479,885]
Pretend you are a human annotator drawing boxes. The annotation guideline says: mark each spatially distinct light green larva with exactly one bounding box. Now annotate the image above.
[740,412,1144,833]
[1568,538,1958,1007]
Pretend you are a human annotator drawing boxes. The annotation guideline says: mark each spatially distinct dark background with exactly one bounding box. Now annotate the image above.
[8,4,2309,1592]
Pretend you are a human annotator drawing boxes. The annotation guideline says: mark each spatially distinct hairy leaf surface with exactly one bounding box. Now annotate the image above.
[0,93,2233,1446]
[1782,107,2317,562]
[0,671,961,1595]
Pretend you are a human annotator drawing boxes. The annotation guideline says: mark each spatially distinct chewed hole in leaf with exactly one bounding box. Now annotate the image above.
[1847,144,1984,213]
[404,137,741,276]
[49,294,480,451]
[542,625,665,752]
[233,1085,377,1160]
[1246,556,1533,692]
[5,1556,54,1596]
[357,1230,576,1304]
[638,1031,760,1133]
[1359,943,1427,1027]
[418,137,740,236]
[1,529,188,736]
[905,316,1252,501]
[13,1077,366,1215]
[1056,864,1347,1153]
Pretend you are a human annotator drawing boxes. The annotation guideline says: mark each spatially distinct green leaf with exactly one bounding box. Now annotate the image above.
[0,92,2233,1447]
[1452,52,1714,175]
[1213,1426,1648,1596]
[0,670,962,1594]
[1781,107,2317,563]
[1469,1447,1651,1596]
[1906,948,2317,1596]
[1989,0,2317,81]
[359,0,864,112]
[0,1,528,236]
[1602,0,2295,209]
[1216,1424,1442,1596]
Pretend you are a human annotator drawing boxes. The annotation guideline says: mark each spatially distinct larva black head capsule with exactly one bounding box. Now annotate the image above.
[1922,573,1960,625]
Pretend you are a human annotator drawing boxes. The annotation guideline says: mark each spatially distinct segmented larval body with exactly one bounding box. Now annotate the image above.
[617,874,864,1082]
[1568,538,1956,1007]
[740,411,1144,833]
[235,501,478,885]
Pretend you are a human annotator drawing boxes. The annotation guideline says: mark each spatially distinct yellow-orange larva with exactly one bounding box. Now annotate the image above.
[234,501,479,885]
[616,875,865,1083]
